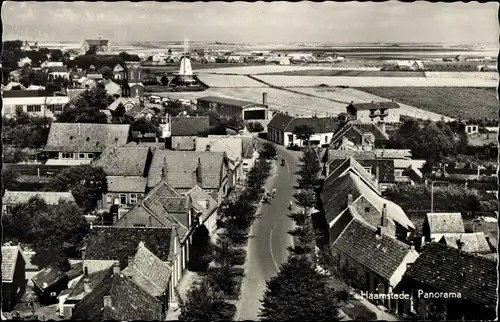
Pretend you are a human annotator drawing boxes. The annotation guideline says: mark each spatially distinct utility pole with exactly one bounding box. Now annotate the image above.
[430,180,434,214]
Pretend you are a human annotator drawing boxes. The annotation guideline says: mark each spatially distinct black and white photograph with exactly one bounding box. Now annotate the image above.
[1,1,498,321]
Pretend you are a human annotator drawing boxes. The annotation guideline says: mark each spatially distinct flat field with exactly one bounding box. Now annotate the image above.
[467,133,497,146]
[156,87,346,116]
[261,70,426,77]
[354,87,498,120]
[196,74,269,87]
[288,87,454,122]
[252,75,498,87]
[195,65,379,75]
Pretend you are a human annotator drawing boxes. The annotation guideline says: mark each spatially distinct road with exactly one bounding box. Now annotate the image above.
[236,144,301,321]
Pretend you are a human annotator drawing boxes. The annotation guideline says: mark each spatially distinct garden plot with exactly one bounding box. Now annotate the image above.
[196,74,269,88]
[252,75,497,87]
[289,87,455,122]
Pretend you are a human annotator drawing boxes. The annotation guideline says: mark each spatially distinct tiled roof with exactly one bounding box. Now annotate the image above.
[147,150,226,189]
[66,262,84,281]
[122,242,172,298]
[67,266,114,301]
[125,105,153,119]
[330,121,389,146]
[93,146,151,176]
[1,246,23,283]
[439,233,491,253]
[185,185,218,223]
[107,97,141,112]
[171,136,196,151]
[326,157,378,192]
[197,96,257,107]
[322,165,414,230]
[404,242,497,309]
[32,264,67,290]
[85,226,173,263]
[171,116,210,136]
[44,123,130,153]
[195,137,242,162]
[267,113,294,132]
[327,150,377,163]
[332,217,413,282]
[107,176,147,193]
[2,191,75,205]
[374,149,412,159]
[350,102,400,111]
[426,213,465,235]
[287,117,341,133]
[71,273,163,322]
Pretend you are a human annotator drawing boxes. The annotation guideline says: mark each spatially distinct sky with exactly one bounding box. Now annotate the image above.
[2,1,499,44]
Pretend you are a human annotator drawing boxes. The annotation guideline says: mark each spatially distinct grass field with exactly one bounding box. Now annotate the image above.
[195,65,379,75]
[262,70,426,77]
[354,87,498,120]
[253,75,497,87]
[196,74,270,87]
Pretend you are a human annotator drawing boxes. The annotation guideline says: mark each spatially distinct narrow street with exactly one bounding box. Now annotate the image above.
[236,144,302,321]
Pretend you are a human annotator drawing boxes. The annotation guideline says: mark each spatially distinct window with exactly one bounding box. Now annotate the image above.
[365,207,370,213]
[86,137,90,141]
[79,153,85,159]
[62,153,74,159]
[106,194,112,204]
[5,205,14,213]
[130,194,137,204]
[47,104,63,113]
[363,167,372,175]
[133,224,146,227]
[324,135,329,143]
[27,105,42,112]
[120,194,127,205]
[87,153,94,159]
[395,169,404,177]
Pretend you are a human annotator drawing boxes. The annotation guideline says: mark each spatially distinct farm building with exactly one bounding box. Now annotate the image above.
[1,90,69,119]
[345,100,401,125]
[197,93,271,121]
[465,124,479,135]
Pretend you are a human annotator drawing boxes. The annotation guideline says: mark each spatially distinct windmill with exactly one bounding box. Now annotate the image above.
[175,37,195,85]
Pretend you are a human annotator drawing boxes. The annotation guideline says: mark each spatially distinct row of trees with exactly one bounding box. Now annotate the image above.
[389,118,496,163]
[384,183,497,216]
[259,146,341,320]
[179,152,274,321]
[2,109,52,150]
[2,164,108,267]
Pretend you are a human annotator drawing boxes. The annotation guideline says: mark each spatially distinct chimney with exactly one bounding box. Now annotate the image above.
[161,157,167,181]
[375,164,380,183]
[205,144,211,151]
[457,240,464,250]
[83,278,91,294]
[196,158,202,185]
[410,245,415,251]
[350,101,353,105]
[376,226,383,237]
[263,92,268,105]
[392,98,395,103]
[112,262,120,274]
[371,101,374,104]
[103,295,112,308]
[380,122,386,134]
[128,255,134,266]
[78,123,81,136]
[381,203,387,227]
[347,192,353,206]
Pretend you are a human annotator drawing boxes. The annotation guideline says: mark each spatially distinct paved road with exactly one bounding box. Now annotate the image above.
[236,144,301,321]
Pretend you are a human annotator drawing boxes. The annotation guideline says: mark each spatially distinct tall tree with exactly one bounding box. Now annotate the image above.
[46,165,107,212]
[260,142,278,160]
[179,280,235,321]
[293,124,316,146]
[259,256,340,321]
